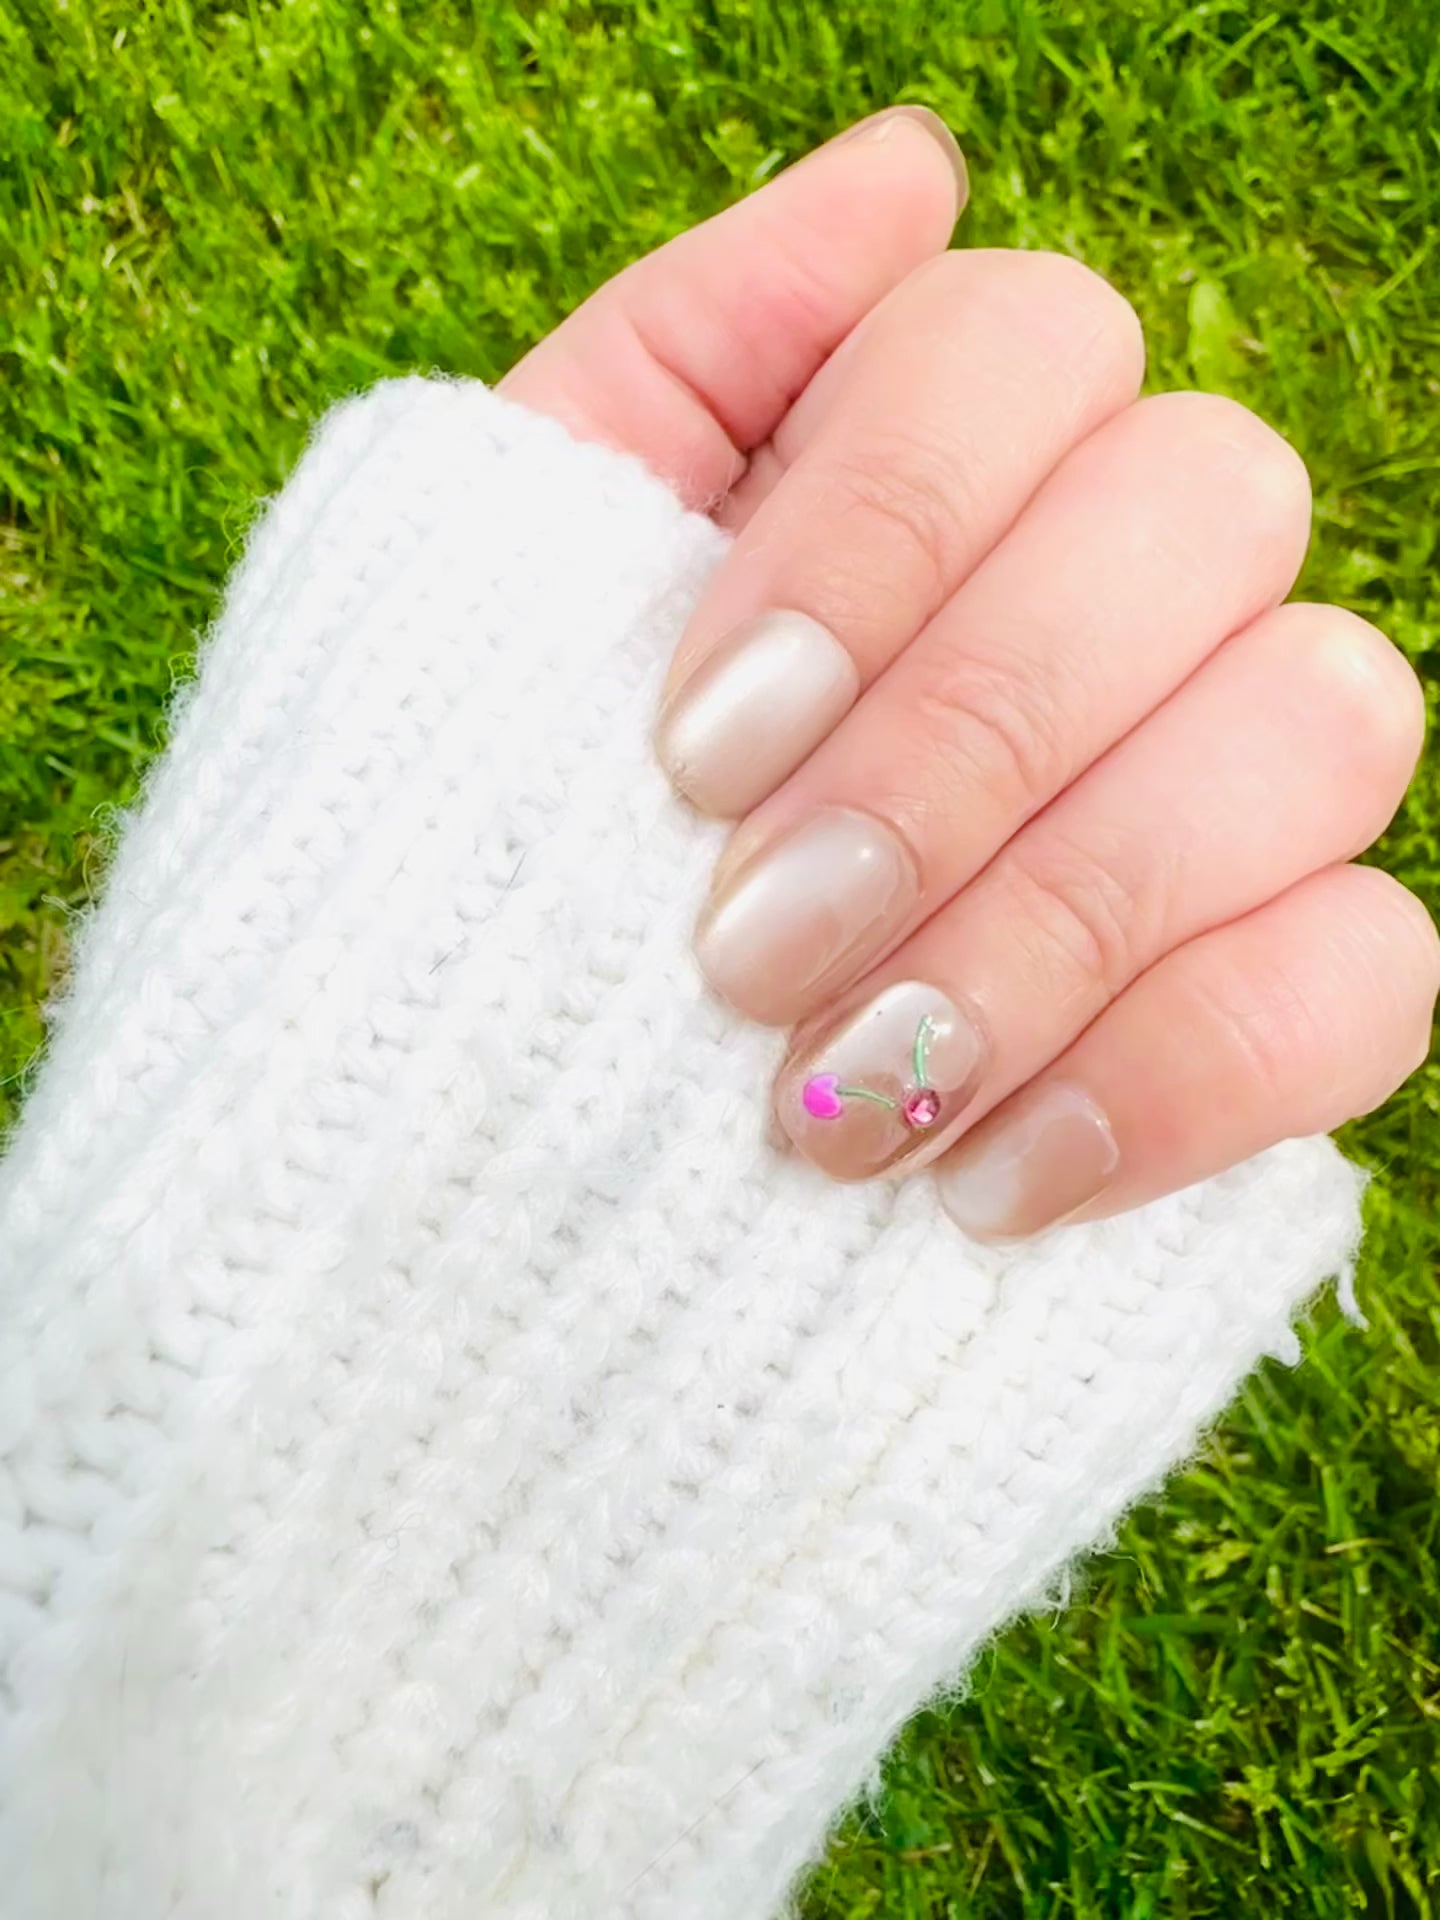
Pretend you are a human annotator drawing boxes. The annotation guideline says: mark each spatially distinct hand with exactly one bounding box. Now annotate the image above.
[502,106,1437,1238]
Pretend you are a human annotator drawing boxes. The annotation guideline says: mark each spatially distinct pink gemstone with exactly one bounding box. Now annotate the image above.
[902,1088,941,1129]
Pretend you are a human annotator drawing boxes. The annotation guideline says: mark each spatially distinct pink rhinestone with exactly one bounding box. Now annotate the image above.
[902,1088,941,1129]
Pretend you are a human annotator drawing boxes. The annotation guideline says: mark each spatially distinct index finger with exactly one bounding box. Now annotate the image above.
[499,106,966,506]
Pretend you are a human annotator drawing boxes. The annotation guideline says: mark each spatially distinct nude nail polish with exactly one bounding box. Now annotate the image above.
[835,105,969,202]
[775,979,987,1181]
[694,809,919,1026]
[935,1083,1119,1241]
[655,611,859,818]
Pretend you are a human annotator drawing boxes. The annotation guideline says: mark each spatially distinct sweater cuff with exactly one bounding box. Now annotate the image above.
[0,377,1365,1920]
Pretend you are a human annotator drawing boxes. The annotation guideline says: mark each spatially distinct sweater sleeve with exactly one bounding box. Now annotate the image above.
[0,376,1364,1920]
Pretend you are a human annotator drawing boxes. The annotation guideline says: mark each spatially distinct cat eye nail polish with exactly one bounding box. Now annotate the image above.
[655,611,858,818]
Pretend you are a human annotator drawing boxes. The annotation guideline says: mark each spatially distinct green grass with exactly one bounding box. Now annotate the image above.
[2,0,1438,1911]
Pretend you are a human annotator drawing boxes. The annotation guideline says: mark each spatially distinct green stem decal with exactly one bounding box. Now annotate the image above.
[835,1085,899,1110]
[912,1014,936,1090]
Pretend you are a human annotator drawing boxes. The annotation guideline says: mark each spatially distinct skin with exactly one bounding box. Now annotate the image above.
[503,105,1439,1238]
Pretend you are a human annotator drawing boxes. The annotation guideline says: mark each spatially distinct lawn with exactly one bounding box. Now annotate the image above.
[2,0,1438,1912]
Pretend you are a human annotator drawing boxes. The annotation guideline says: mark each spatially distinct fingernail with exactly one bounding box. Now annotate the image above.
[695,809,919,1026]
[655,611,858,818]
[935,1083,1119,1241]
[775,979,987,1181]
[836,105,968,202]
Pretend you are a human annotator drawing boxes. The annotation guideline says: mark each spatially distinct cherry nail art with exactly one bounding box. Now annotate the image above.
[801,1014,944,1130]
[780,983,986,1181]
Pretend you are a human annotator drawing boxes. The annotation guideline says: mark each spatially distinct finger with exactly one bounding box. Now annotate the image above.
[499,106,966,507]
[933,863,1440,1240]
[652,249,1143,816]
[697,391,1313,1026]
[768,601,1423,1180]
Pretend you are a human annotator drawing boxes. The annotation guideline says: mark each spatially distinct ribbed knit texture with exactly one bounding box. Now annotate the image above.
[0,377,1363,1919]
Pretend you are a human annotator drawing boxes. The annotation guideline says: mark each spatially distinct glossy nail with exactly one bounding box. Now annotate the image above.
[656,611,858,817]
[935,1083,1119,1241]
[776,979,987,1180]
[836,105,969,202]
[695,809,919,1026]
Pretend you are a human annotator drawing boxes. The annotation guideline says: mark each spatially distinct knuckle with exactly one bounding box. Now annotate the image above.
[1266,605,1427,808]
[1008,248,1144,361]
[1337,868,1438,1092]
[1407,965,1440,1077]
[904,247,975,302]
[909,648,1074,821]
[1318,610,1426,786]
[1400,926,1440,1079]
[1004,832,1159,999]
[1152,390,1313,539]
[909,248,1145,393]
[1400,885,1440,992]
[1179,946,1315,1111]
[827,434,967,609]
[1360,866,1440,1043]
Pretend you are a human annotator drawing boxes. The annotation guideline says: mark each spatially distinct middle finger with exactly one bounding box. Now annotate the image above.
[655,248,1144,817]
[695,389,1313,1026]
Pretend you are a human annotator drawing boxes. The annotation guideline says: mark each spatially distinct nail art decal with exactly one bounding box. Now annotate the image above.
[780,982,987,1182]
[801,1015,943,1130]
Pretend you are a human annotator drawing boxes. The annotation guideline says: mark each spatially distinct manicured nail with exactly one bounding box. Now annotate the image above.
[656,611,858,818]
[695,809,919,1026]
[935,1083,1119,1241]
[775,979,987,1181]
[836,105,968,202]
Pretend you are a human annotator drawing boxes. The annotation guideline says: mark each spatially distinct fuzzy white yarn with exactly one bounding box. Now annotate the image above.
[0,377,1364,1920]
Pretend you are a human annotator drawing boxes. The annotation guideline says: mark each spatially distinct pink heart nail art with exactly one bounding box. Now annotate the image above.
[802,1072,845,1120]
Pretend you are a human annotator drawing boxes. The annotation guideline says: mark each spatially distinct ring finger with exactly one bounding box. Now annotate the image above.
[771,601,1423,1180]
[935,863,1438,1238]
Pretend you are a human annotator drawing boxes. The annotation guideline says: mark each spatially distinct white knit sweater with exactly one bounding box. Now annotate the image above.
[0,377,1364,1919]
